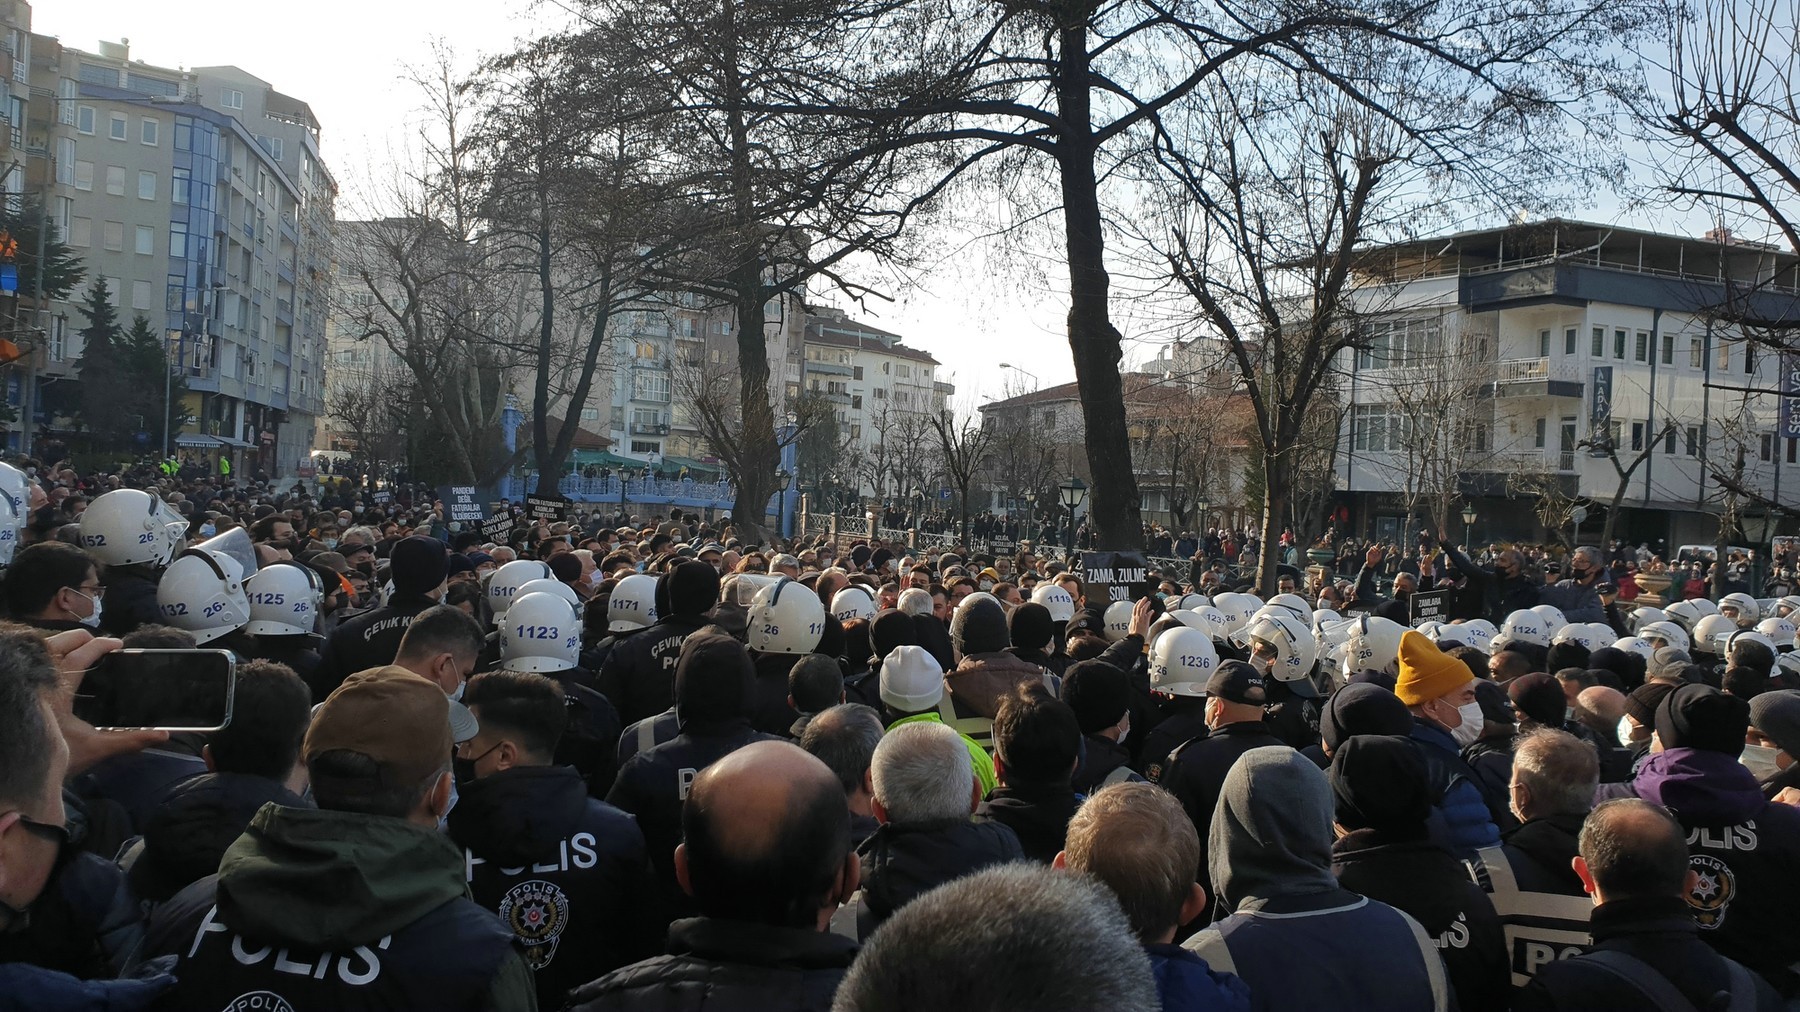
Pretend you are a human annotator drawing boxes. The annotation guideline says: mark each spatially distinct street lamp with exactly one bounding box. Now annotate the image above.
[1461,503,1477,547]
[998,362,1040,391]
[1024,490,1037,542]
[1196,497,1211,532]
[776,468,792,541]
[1058,476,1087,556]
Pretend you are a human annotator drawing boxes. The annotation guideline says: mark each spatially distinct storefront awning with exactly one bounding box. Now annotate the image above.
[174,434,220,448]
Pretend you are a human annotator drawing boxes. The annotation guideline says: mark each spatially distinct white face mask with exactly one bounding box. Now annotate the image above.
[77,592,103,630]
[1116,715,1130,746]
[1450,700,1485,748]
[1741,744,1783,782]
[1617,716,1637,748]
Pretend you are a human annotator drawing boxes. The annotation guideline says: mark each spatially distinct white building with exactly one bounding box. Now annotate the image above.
[1333,219,1800,547]
[800,306,952,498]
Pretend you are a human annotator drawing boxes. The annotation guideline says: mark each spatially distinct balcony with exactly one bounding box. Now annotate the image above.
[630,421,670,436]
[805,360,853,377]
[275,299,293,324]
[1483,357,1584,399]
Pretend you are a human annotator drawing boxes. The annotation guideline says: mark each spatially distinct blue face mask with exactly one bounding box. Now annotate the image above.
[199,524,216,537]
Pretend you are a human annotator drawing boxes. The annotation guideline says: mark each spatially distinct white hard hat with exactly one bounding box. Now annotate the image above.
[1664,598,1718,635]
[1344,615,1407,677]
[0,491,19,568]
[1778,651,1800,680]
[1031,583,1076,622]
[1719,593,1760,627]
[514,578,581,615]
[500,591,581,673]
[1415,620,1445,641]
[1724,628,1778,661]
[242,561,323,636]
[1529,605,1567,636]
[1638,621,1690,652]
[1500,609,1550,648]
[1146,610,1204,652]
[79,488,187,568]
[1690,614,1738,654]
[1211,593,1262,634]
[1582,622,1618,650]
[1451,619,1498,654]
[486,560,554,624]
[1244,612,1318,695]
[831,585,877,624]
[1629,607,1668,634]
[1311,608,1343,631]
[1755,616,1797,650]
[0,461,27,519]
[155,549,250,644]
[1102,600,1135,642]
[1267,593,1312,623]
[1178,593,1210,611]
[1612,636,1656,662]
[1190,605,1234,644]
[1552,622,1604,653]
[748,576,826,655]
[1777,596,1800,618]
[1147,627,1217,697]
[608,573,659,632]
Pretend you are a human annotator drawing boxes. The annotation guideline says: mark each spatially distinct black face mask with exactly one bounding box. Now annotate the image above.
[452,742,501,786]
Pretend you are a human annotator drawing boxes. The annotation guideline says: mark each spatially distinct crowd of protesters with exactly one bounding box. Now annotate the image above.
[0,454,1796,1010]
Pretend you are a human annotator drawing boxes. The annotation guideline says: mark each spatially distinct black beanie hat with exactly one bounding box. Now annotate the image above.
[666,560,721,618]
[1625,680,1679,728]
[390,536,449,596]
[1546,641,1591,675]
[1508,672,1566,728]
[1331,734,1432,834]
[1656,682,1749,755]
[1320,683,1412,755]
[817,613,846,660]
[1474,678,1515,727]
[869,609,918,666]
[1588,646,1644,692]
[1062,659,1130,734]
[675,626,753,726]
[1008,602,1055,652]
[952,597,1010,656]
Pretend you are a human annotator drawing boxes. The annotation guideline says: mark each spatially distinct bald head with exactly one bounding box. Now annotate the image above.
[679,741,854,929]
[1577,798,1691,904]
[1576,685,1627,741]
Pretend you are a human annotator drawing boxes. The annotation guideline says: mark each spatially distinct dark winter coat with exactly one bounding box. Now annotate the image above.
[977,781,1082,863]
[565,917,858,1012]
[1145,943,1252,1012]
[1498,812,1589,897]
[314,591,441,698]
[855,817,1023,931]
[596,615,712,726]
[1410,719,1501,859]
[125,771,309,903]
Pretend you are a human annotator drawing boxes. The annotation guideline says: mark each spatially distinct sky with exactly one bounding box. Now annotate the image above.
[35,0,1729,412]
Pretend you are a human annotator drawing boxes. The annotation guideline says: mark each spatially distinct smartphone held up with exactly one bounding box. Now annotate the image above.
[71,649,236,732]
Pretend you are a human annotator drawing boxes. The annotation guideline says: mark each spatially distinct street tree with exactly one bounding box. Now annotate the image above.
[930,408,995,546]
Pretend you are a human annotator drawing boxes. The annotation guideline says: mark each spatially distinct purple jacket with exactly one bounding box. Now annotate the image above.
[1632,747,1800,995]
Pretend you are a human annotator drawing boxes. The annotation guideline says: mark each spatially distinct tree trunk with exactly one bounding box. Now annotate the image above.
[1056,27,1141,550]
[729,271,777,542]
[1258,448,1288,596]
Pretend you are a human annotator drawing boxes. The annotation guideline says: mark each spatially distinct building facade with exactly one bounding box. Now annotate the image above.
[25,31,331,473]
[800,306,951,500]
[1333,219,1800,548]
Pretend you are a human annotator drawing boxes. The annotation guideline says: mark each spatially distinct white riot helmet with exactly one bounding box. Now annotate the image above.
[608,573,659,632]
[0,461,27,519]
[1244,612,1319,696]
[1190,605,1234,645]
[1718,593,1760,628]
[1529,605,1568,637]
[242,562,323,636]
[1454,619,1498,654]
[1415,620,1444,641]
[1102,600,1135,642]
[1344,615,1407,677]
[748,576,826,655]
[514,578,582,615]
[1552,623,1604,654]
[1311,608,1343,631]
[1638,621,1690,652]
[1612,636,1656,663]
[831,585,877,625]
[1268,593,1312,623]
[486,560,554,624]
[1777,595,1800,618]
[1663,598,1718,635]
[79,488,187,568]
[0,491,19,569]
[155,549,250,645]
[1499,609,1550,648]
[1178,593,1211,611]
[1582,622,1618,650]
[1690,614,1738,654]
[1629,607,1668,634]
[1755,616,1797,651]
[1211,593,1262,635]
[500,591,581,673]
[1724,628,1778,662]
[1147,627,1218,697]
[1031,583,1077,623]
[1778,651,1800,681]
[1146,610,1204,652]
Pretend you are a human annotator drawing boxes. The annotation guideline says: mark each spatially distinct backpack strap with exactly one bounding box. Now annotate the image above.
[636,717,658,755]
[1579,950,1702,1012]
[1143,736,1203,785]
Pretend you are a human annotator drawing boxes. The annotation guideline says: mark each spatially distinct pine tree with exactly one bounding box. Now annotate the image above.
[74,284,176,454]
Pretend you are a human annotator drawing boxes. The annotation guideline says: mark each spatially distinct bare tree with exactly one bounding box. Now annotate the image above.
[1580,420,1680,547]
[930,408,995,546]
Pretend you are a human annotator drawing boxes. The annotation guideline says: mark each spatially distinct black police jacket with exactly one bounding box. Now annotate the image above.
[566,916,858,1012]
[314,592,441,697]
[596,616,712,726]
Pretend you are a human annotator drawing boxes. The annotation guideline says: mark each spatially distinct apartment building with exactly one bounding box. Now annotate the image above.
[799,306,952,498]
[1334,219,1800,547]
[26,31,331,473]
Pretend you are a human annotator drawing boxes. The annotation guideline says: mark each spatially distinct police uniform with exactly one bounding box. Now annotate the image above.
[596,615,711,726]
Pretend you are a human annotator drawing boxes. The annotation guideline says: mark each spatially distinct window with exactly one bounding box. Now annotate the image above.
[1718,341,1731,370]
[104,165,125,196]
[1791,438,1799,465]
[898,364,914,378]
[579,407,599,422]
[1686,425,1700,457]
[168,221,188,259]
[138,170,155,200]
[851,424,862,439]
[1744,343,1756,375]
[634,340,656,360]
[1661,334,1674,365]
[49,316,66,361]
[171,167,190,204]
[1631,421,1644,452]
[1591,327,1605,357]
[1043,410,1056,427]
[1690,337,1704,368]
[630,441,660,455]
[1534,417,1547,448]
[140,118,158,146]
[76,105,95,134]
[1614,329,1627,360]
[1537,329,1551,357]
[131,280,153,311]
[1634,331,1649,362]
[1762,434,1775,462]
[632,371,670,402]
[109,113,127,140]
[74,161,94,191]
[222,89,244,110]
[101,220,123,251]
[69,216,91,247]
[102,277,121,308]
[1351,405,1412,452]
[851,395,862,409]
[853,366,864,380]
[134,225,153,255]
[1664,427,1677,454]
[1565,328,1577,355]
[1356,316,1444,369]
